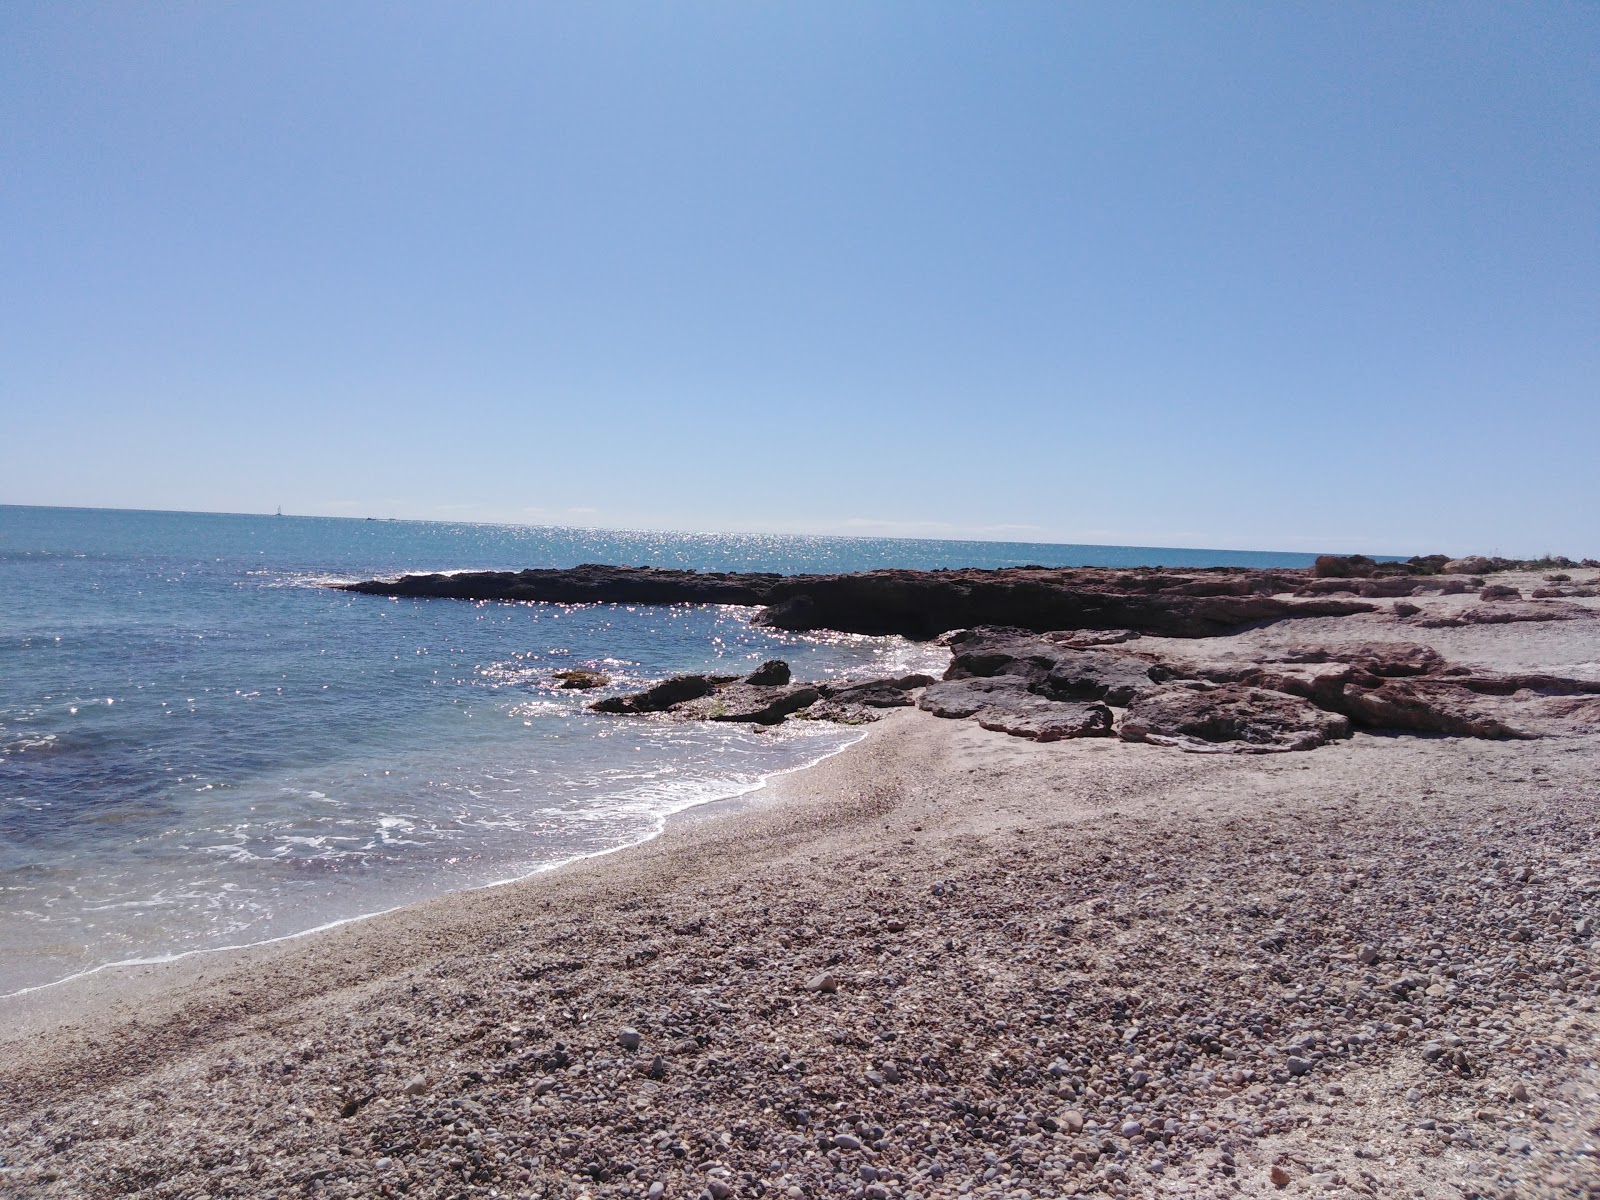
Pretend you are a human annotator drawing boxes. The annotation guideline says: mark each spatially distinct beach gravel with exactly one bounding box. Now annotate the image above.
[1,579,1597,1199]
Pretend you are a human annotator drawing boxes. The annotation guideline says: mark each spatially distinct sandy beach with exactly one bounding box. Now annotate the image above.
[3,576,1598,1200]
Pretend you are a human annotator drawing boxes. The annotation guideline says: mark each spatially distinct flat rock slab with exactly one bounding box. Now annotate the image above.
[918,677,1112,741]
[1121,683,1353,754]
[974,697,1114,742]
[1414,601,1595,627]
[1338,679,1529,740]
[918,676,1034,720]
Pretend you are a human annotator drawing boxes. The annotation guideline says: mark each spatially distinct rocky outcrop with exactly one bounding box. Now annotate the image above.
[1312,555,1378,578]
[1334,678,1529,740]
[975,698,1114,742]
[590,674,730,715]
[552,669,610,690]
[819,675,936,708]
[339,564,776,606]
[917,678,1113,742]
[673,684,822,726]
[589,664,929,727]
[921,628,1600,750]
[1411,601,1595,628]
[1121,684,1352,753]
[337,564,1378,641]
[744,660,791,686]
[751,574,1374,640]
[944,628,1155,706]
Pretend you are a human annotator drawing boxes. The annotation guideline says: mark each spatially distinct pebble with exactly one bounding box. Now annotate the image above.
[1062,1110,1085,1134]
[833,1134,862,1152]
[707,1178,733,1200]
[1270,1165,1291,1188]
[401,1074,428,1096]
[619,1028,642,1052]
[806,973,838,994]
[1286,1056,1312,1076]
[648,1184,665,1200]
[1119,1120,1142,1138]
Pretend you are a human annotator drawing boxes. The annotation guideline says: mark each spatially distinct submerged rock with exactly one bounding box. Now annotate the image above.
[552,668,611,690]
[590,674,723,714]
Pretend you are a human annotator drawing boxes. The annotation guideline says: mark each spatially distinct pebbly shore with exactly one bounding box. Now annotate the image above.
[1,573,1597,1199]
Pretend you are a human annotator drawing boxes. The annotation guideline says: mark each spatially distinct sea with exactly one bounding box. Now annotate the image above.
[0,505,1324,996]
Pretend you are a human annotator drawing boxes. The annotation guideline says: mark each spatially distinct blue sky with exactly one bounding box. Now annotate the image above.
[2,2,1596,556]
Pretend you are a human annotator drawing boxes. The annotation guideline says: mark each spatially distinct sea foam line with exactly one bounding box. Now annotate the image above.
[0,728,867,1002]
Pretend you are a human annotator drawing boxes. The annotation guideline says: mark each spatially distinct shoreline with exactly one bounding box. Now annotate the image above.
[0,724,872,1033]
[3,594,1598,1199]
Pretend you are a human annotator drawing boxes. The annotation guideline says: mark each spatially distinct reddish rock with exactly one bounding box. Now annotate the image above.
[1121,684,1352,753]
[1312,555,1378,578]
[1337,678,1528,739]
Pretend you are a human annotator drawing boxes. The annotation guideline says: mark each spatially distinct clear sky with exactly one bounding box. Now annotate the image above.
[2,3,1596,556]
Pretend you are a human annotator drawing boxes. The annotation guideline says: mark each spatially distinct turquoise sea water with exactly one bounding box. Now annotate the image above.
[0,505,1324,995]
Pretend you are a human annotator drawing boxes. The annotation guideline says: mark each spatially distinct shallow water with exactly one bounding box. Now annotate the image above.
[0,506,1322,994]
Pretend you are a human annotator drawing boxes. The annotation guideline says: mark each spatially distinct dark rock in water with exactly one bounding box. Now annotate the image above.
[1312,555,1378,578]
[337,564,1374,640]
[339,563,775,606]
[553,669,610,690]
[676,684,821,725]
[820,679,919,708]
[591,675,719,715]
[1121,684,1352,753]
[801,698,887,725]
[745,660,791,686]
